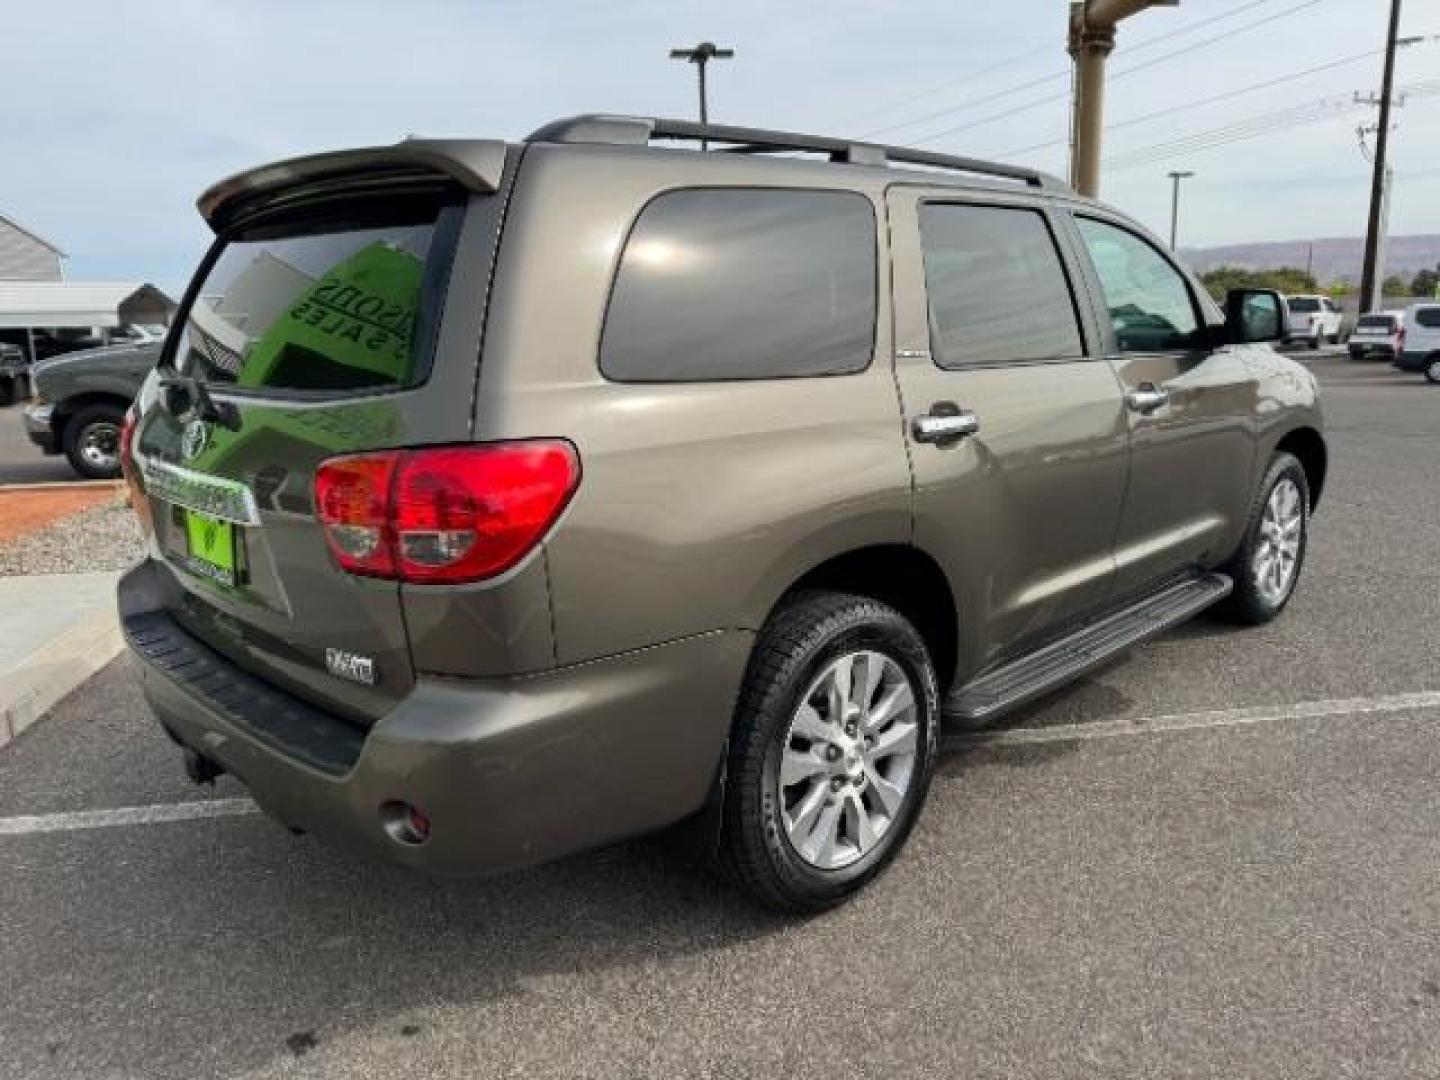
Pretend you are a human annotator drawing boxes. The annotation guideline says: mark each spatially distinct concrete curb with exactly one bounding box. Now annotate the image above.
[0,606,123,750]
[0,480,124,492]
[0,572,125,751]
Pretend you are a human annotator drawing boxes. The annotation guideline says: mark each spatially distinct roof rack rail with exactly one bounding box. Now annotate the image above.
[526,114,1067,191]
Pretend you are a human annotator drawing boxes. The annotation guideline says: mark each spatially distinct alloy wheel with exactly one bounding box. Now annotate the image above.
[778,650,919,871]
[1253,476,1304,606]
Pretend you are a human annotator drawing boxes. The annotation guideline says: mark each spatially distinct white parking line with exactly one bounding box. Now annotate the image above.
[947,691,1440,748]
[4,692,1440,836]
[0,798,258,837]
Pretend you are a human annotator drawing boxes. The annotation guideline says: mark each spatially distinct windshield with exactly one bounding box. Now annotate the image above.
[172,202,452,393]
[1287,297,1320,313]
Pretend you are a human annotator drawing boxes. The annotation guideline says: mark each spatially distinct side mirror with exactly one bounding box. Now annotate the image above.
[1225,288,1285,344]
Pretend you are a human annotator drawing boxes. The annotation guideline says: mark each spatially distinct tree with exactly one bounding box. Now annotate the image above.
[1382,274,1408,298]
[1200,265,1318,302]
[1411,264,1440,299]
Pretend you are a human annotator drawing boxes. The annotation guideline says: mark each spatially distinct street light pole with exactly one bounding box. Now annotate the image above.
[1358,0,1403,313]
[668,41,735,148]
[1167,170,1194,250]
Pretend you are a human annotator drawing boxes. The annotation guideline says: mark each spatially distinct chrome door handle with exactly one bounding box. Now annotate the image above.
[1125,384,1169,414]
[912,408,980,443]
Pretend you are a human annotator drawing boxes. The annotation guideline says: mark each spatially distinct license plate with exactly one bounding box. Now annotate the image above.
[183,509,236,585]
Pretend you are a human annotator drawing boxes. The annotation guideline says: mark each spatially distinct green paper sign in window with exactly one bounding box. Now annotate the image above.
[239,241,425,391]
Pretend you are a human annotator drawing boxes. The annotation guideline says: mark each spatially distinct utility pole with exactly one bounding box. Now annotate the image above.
[668,41,734,148]
[1068,0,1180,196]
[1358,0,1403,313]
[1167,170,1194,249]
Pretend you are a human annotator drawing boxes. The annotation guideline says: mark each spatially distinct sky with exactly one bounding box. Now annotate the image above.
[4,0,1437,295]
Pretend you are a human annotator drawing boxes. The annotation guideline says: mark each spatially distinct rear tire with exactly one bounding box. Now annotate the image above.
[1217,453,1309,625]
[1425,356,1440,385]
[720,591,939,913]
[62,403,126,480]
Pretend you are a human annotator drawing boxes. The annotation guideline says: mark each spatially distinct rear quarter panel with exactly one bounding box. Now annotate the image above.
[474,146,912,665]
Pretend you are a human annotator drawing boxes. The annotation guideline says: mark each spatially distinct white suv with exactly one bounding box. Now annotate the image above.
[1396,302,1440,384]
[1348,311,1405,362]
[1284,295,1344,348]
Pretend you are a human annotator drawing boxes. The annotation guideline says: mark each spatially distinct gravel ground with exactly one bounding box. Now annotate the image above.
[0,497,144,577]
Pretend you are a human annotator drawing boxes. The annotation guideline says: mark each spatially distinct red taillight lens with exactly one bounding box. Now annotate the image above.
[1397,328,1405,348]
[119,408,138,476]
[119,407,153,532]
[315,452,400,578]
[314,441,579,584]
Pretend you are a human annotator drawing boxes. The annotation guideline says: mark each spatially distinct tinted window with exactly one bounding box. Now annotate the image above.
[1077,217,1199,352]
[919,204,1084,368]
[174,201,453,393]
[1416,307,1440,329]
[1358,315,1396,330]
[1288,297,1320,313]
[601,189,876,381]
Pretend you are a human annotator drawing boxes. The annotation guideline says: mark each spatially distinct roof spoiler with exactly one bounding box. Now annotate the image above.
[197,138,508,232]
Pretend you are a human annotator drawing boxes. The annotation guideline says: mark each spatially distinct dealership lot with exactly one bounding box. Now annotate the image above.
[2,353,1439,1078]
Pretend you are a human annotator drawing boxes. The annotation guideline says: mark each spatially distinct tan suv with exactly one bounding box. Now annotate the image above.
[118,115,1325,911]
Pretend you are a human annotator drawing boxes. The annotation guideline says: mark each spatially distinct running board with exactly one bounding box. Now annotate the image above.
[944,573,1233,726]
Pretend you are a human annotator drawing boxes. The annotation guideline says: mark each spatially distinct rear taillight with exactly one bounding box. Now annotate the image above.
[315,453,399,578]
[314,441,580,584]
[119,407,153,532]
[1397,328,1406,348]
[119,407,138,476]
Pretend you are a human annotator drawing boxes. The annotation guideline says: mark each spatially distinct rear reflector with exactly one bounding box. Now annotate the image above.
[315,441,580,584]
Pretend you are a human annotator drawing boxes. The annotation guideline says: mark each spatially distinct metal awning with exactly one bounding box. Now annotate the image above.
[0,281,176,329]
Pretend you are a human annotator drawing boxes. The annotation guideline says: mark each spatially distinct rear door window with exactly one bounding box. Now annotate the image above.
[919,203,1084,368]
[1416,307,1440,329]
[173,198,459,393]
[600,188,876,381]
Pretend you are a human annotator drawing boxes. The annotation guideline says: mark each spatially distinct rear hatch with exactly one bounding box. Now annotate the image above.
[1286,297,1320,335]
[1353,315,1397,340]
[133,153,509,725]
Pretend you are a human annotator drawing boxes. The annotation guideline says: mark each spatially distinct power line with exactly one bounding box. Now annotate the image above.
[847,45,1051,127]
[907,0,1322,148]
[1106,76,1439,170]
[859,0,1297,140]
[999,46,1385,159]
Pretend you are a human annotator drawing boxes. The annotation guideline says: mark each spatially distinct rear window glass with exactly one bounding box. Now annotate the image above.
[173,201,455,393]
[1358,315,1396,330]
[920,203,1084,367]
[1287,297,1320,313]
[600,188,876,381]
[1416,307,1440,329]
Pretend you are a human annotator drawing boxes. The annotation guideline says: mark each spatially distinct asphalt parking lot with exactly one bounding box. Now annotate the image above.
[0,401,71,484]
[3,351,1439,1078]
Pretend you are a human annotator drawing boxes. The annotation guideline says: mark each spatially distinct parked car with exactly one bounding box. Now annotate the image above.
[1395,302,1440,384]
[117,116,1325,911]
[0,343,26,406]
[22,341,159,478]
[1348,311,1406,361]
[1283,294,1344,348]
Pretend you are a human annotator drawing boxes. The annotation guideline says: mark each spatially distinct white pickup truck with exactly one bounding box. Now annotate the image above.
[1283,294,1345,348]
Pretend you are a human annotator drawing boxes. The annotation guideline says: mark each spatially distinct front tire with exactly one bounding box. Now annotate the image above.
[720,591,939,913]
[1218,453,1310,625]
[62,403,126,479]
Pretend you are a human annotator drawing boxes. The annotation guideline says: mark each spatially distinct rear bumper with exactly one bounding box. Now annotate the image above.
[1348,341,1396,357]
[119,560,751,876]
[22,402,57,453]
[1395,350,1430,372]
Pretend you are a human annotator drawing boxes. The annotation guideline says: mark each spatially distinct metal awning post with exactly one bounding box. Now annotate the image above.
[1068,0,1179,197]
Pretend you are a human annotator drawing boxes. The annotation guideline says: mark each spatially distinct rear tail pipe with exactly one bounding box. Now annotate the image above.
[182,747,225,786]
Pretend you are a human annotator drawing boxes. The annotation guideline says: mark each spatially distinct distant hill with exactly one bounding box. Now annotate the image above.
[1180,234,1440,284]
